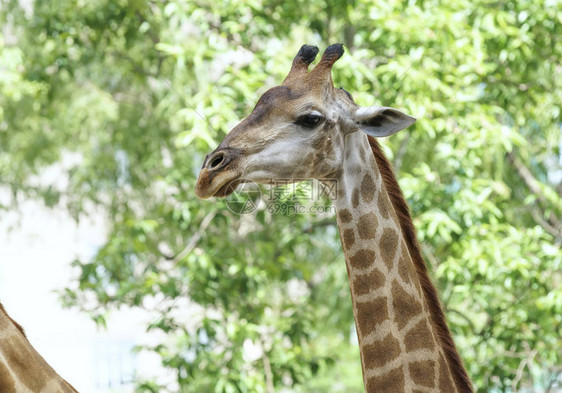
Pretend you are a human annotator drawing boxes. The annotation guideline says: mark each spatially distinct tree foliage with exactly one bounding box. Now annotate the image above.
[1,0,561,392]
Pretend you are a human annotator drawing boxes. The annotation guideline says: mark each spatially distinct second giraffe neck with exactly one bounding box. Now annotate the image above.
[0,304,78,392]
[334,132,458,393]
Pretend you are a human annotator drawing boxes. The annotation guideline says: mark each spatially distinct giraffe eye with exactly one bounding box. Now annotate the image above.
[296,114,323,128]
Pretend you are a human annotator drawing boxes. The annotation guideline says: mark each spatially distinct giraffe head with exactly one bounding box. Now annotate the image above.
[195,44,416,199]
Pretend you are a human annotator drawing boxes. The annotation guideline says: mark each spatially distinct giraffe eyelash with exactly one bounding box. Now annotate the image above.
[295,113,324,128]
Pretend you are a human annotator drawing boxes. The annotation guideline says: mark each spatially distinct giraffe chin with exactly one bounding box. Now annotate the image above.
[213,179,242,198]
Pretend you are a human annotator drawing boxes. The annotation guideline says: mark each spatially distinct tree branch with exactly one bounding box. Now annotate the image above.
[507,151,562,241]
[444,308,476,332]
[260,337,274,393]
[511,348,538,392]
[172,211,217,264]
[507,152,545,203]
[529,206,562,241]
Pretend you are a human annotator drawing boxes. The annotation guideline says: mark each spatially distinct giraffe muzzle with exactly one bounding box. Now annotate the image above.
[195,148,242,199]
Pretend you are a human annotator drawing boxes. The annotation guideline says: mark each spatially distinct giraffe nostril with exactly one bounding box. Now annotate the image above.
[208,152,225,170]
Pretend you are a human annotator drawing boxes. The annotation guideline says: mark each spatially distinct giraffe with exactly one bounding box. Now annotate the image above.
[195,44,473,393]
[0,302,78,392]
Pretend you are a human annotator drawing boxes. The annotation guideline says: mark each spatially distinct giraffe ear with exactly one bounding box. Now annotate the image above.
[354,106,416,137]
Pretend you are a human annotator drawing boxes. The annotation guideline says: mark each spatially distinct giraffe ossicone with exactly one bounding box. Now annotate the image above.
[196,44,473,393]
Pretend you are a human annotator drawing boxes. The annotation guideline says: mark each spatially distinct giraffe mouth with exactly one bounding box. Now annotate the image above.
[213,178,242,197]
[195,167,243,199]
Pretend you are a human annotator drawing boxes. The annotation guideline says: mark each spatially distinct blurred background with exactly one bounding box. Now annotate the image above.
[0,0,561,392]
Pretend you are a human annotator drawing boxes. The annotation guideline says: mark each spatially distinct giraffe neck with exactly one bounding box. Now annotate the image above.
[0,303,78,393]
[334,131,460,393]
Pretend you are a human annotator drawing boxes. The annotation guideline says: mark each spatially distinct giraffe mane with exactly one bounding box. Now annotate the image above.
[367,136,473,393]
[0,302,26,337]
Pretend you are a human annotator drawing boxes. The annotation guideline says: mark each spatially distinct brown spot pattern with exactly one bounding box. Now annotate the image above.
[380,228,399,271]
[366,365,405,393]
[378,193,391,219]
[358,212,377,240]
[404,319,435,352]
[353,268,386,296]
[366,136,472,391]
[363,333,401,369]
[397,247,413,285]
[350,165,362,175]
[349,249,375,270]
[352,188,360,208]
[343,228,355,248]
[356,297,389,337]
[338,209,352,223]
[361,173,376,203]
[410,360,436,388]
[391,280,424,330]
